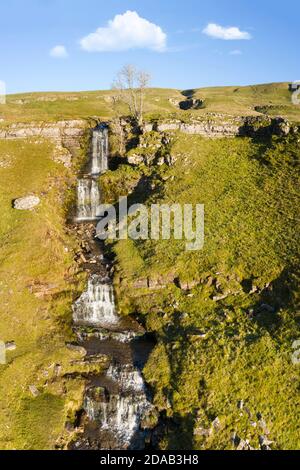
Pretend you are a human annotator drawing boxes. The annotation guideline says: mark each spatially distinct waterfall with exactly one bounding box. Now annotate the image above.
[76,179,101,221]
[73,275,120,327]
[106,364,146,393]
[71,124,155,451]
[91,126,109,175]
[84,389,153,447]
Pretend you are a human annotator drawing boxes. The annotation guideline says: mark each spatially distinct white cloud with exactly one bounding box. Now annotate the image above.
[203,23,251,40]
[80,10,167,52]
[50,45,68,58]
[230,49,242,55]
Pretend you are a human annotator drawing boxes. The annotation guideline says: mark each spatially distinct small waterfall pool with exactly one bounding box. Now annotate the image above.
[70,125,156,450]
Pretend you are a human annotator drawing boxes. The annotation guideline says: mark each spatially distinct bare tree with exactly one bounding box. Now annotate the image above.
[112,65,151,126]
[109,92,126,156]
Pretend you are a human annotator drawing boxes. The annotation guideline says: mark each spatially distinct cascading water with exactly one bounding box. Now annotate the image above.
[76,179,101,221]
[73,275,120,327]
[70,124,155,451]
[91,126,109,175]
[106,364,146,393]
[84,390,153,447]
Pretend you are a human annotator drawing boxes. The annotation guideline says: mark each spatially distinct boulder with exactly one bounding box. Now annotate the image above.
[133,278,149,289]
[212,417,222,431]
[273,118,291,136]
[177,279,199,291]
[148,278,167,290]
[29,385,40,397]
[127,154,144,165]
[13,196,40,211]
[53,145,72,168]
[5,341,16,351]
[259,435,273,450]
[142,123,154,133]
[66,343,87,356]
[236,439,254,451]
[194,426,212,437]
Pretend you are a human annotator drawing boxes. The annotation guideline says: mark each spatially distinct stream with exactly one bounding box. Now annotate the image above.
[70,125,156,450]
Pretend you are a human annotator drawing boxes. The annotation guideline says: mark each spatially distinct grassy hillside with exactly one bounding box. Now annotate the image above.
[0,82,299,124]
[0,82,299,450]
[192,82,300,120]
[0,139,88,449]
[102,130,300,450]
[0,89,180,124]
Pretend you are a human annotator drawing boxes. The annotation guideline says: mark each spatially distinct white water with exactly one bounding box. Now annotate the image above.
[95,330,138,344]
[106,364,146,393]
[73,275,120,327]
[73,125,154,450]
[83,363,153,446]
[76,179,101,221]
[91,126,109,175]
[84,391,152,446]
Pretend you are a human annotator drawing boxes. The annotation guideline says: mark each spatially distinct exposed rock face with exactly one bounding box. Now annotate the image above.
[239,116,293,137]
[148,117,242,138]
[179,98,204,110]
[13,196,40,210]
[176,279,199,291]
[53,145,73,168]
[127,154,144,165]
[143,115,294,139]
[132,274,175,290]
[127,130,177,167]
[0,120,87,154]
[27,282,59,299]
[0,119,85,140]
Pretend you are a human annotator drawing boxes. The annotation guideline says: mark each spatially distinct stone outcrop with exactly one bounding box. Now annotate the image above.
[179,98,204,110]
[239,116,294,137]
[132,274,175,290]
[0,119,87,153]
[127,154,144,165]
[0,119,86,141]
[127,114,296,169]
[169,97,205,111]
[176,279,199,291]
[143,115,295,139]
[27,282,60,299]
[28,385,40,397]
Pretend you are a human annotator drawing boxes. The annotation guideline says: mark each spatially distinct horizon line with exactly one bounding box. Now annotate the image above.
[4,80,291,97]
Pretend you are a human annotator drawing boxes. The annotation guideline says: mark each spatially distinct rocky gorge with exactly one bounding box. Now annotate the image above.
[67,125,157,450]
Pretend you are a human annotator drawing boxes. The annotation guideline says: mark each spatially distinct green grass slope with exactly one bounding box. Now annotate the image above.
[193,82,300,119]
[0,139,86,449]
[103,130,300,450]
[1,82,299,124]
[0,81,299,450]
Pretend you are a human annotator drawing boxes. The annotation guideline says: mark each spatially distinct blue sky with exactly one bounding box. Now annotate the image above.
[0,0,299,93]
